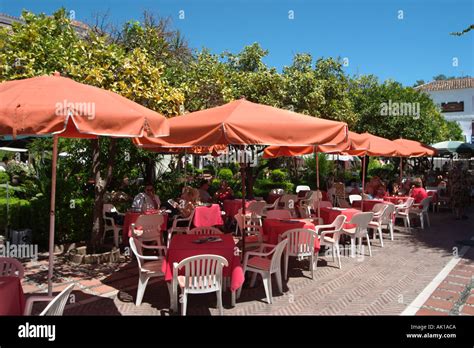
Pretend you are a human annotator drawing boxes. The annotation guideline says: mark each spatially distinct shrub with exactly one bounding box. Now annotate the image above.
[270,169,287,182]
[217,168,233,182]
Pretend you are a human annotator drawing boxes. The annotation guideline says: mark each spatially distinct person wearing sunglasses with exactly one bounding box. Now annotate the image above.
[131,182,161,213]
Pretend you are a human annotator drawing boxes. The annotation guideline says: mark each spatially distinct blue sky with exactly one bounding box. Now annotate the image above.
[1,0,473,86]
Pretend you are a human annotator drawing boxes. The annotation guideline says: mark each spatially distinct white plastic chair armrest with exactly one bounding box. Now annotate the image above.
[319,229,338,238]
[24,296,55,315]
[135,254,160,261]
[314,223,335,234]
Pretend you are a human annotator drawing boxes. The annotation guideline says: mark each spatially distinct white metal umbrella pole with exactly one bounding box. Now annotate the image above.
[47,135,59,296]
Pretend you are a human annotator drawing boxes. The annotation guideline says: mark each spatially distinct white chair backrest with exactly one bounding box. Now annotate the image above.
[404,197,415,209]
[270,239,288,273]
[419,197,432,212]
[296,185,311,193]
[381,203,395,224]
[134,214,164,243]
[280,194,298,209]
[247,201,266,216]
[0,257,24,278]
[349,194,362,204]
[173,254,228,293]
[282,229,317,257]
[349,212,374,233]
[372,203,388,217]
[103,204,117,215]
[188,227,222,235]
[316,201,333,209]
[235,213,262,238]
[266,209,292,219]
[40,283,75,316]
[331,215,347,231]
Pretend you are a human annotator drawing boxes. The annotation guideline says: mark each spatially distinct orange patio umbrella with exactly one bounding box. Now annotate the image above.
[263,131,370,212]
[136,98,349,253]
[393,139,437,157]
[0,73,170,295]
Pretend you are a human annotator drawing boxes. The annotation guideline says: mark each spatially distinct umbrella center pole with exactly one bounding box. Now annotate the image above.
[48,135,59,296]
[240,146,247,259]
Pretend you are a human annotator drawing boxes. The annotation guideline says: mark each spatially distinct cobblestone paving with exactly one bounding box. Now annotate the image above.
[23,206,473,316]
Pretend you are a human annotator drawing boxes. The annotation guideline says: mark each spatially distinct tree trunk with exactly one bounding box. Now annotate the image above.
[145,156,155,183]
[90,138,117,250]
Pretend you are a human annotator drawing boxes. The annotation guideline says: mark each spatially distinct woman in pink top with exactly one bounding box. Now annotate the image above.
[409,178,428,204]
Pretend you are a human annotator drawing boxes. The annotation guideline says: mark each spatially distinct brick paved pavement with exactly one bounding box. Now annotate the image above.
[22,206,473,316]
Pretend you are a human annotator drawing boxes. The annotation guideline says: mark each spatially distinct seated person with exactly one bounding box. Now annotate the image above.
[347,179,361,195]
[214,180,234,203]
[131,183,161,212]
[409,177,428,204]
[198,180,212,203]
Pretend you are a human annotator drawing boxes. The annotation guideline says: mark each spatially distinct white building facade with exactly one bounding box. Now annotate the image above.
[416,78,474,144]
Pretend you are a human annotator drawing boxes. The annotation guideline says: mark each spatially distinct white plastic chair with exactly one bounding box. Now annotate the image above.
[315,215,346,269]
[24,283,75,316]
[188,226,223,235]
[134,214,165,249]
[266,209,292,219]
[237,239,288,304]
[395,197,415,231]
[298,191,322,218]
[172,254,228,316]
[167,209,195,247]
[103,204,124,247]
[349,194,362,205]
[129,236,167,306]
[263,197,280,216]
[296,185,311,193]
[235,213,264,250]
[279,194,298,217]
[247,201,266,216]
[409,197,432,229]
[280,229,318,279]
[380,203,396,240]
[368,204,388,247]
[341,212,374,258]
[0,257,24,278]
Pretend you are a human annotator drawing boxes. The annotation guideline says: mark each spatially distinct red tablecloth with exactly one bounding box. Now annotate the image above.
[319,207,359,229]
[162,234,244,292]
[383,196,410,205]
[123,211,168,242]
[352,199,384,212]
[262,219,320,252]
[222,199,254,219]
[0,277,25,315]
[193,204,224,227]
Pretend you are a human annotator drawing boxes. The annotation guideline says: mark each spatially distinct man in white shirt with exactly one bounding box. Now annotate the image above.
[132,183,161,212]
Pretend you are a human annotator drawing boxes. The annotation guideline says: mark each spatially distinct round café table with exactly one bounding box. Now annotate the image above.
[383,196,410,205]
[0,276,25,315]
[319,207,360,229]
[162,234,244,308]
[262,218,319,247]
[193,204,224,227]
[352,199,384,212]
[222,199,255,219]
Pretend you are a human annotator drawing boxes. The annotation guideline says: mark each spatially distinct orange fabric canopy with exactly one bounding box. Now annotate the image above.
[263,131,369,158]
[135,99,348,148]
[393,139,437,157]
[346,132,410,157]
[0,73,169,139]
